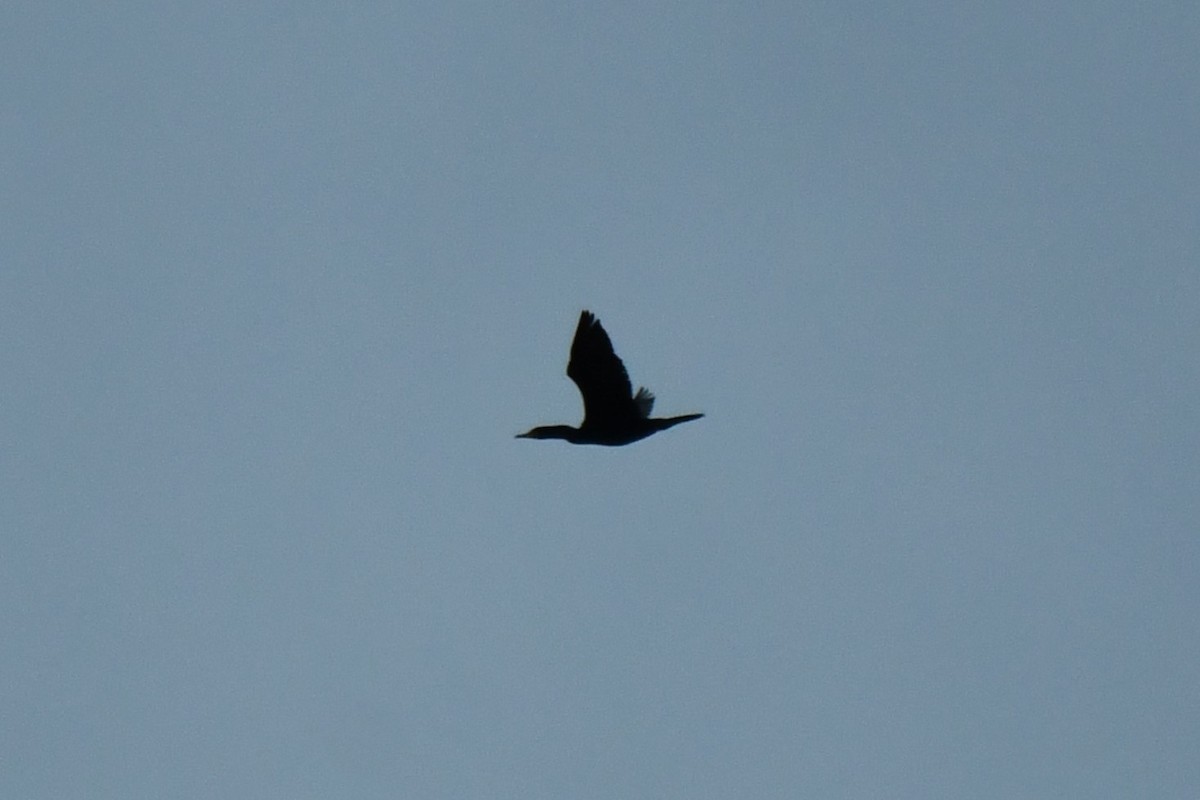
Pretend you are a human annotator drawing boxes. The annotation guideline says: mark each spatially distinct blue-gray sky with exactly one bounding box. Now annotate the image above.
[3,3,1198,797]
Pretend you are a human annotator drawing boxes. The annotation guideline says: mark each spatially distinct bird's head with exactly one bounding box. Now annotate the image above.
[515,425,579,441]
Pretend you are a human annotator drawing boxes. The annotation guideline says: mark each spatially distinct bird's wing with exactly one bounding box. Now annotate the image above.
[566,311,637,426]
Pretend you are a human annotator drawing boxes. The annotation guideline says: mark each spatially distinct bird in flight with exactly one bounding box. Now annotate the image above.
[517,310,703,446]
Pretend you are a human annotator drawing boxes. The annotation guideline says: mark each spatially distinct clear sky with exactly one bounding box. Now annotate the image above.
[3,3,1197,797]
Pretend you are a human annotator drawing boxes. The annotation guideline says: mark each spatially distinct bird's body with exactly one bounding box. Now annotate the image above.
[517,311,703,446]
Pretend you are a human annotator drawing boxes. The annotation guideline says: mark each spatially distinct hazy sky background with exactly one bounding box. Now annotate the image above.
[3,3,1197,797]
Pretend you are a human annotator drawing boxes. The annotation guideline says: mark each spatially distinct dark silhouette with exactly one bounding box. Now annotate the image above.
[517,310,704,446]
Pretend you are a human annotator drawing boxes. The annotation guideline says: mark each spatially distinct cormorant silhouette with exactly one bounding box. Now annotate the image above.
[517,310,703,446]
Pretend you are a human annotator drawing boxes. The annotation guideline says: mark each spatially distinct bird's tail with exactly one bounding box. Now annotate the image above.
[655,413,704,431]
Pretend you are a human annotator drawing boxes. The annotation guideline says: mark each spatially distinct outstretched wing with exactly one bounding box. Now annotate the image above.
[566,311,638,426]
[632,387,655,418]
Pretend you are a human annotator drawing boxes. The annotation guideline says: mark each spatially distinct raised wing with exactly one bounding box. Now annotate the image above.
[566,311,638,426]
